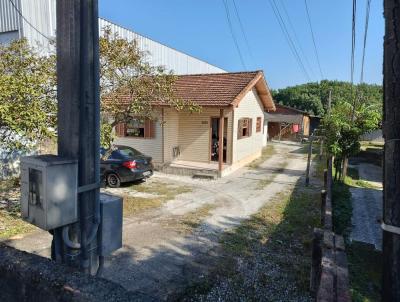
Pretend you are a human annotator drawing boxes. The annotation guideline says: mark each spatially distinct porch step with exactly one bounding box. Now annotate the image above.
[192,173,217,180]
[155,163,218,179]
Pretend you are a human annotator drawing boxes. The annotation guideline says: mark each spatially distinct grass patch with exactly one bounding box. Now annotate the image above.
[332,167,382,301]
[180,204,216,230]
[182,182,321,300]
[123,180,192,216]
[247,144,275,169]
[348,242,382,302]
[0,178,37,239]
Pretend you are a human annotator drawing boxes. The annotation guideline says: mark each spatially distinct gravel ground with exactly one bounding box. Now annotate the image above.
[350,163,383,250]
[5,142,311,300]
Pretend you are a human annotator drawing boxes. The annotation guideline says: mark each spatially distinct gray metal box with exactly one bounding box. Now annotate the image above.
[99,193,123,256]
[20,155,78,230]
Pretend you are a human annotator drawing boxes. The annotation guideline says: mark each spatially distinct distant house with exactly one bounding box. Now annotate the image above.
[265,104,319,140]
[112,71,275,177]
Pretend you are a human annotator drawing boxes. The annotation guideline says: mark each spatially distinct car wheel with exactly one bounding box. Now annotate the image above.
[107,173,121,188]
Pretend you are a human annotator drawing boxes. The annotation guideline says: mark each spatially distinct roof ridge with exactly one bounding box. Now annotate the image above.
[176,70,263,77]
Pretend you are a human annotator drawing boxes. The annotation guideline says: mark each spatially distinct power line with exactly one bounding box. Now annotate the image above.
[222,0,247,70]
[351,0,357,84]
[231,0,255,65]
[268,0,311,82]
[304,0,324,80]
[360,0,372,83]
[280,0,316,80]
[8,0,52,41]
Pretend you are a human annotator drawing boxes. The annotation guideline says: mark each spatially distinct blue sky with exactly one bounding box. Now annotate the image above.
[99,0,384,89]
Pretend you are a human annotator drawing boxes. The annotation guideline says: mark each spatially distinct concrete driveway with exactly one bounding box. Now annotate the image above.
[6,141,309,300]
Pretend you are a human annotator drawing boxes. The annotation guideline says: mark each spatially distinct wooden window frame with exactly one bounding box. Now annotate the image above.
[115,118,155,139]
[237,117,252,140]
[256,117,262,133]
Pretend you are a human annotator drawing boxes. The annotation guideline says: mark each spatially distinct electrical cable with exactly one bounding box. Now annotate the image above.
[7,0,52,41]
[304,0,324,80]
[268,0,311,81]
[280,0,316,80]
[222,0,247,70]
[360,0,372,83]
[231,0,255,65]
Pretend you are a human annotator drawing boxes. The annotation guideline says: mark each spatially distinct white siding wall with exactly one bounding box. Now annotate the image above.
[163,108,179,163]
[232,89,265,163]
[113,110,163,163]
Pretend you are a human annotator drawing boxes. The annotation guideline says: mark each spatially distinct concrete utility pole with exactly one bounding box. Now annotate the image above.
[305,135,313,185]
[55,0,100,273]
[382,1,400,300]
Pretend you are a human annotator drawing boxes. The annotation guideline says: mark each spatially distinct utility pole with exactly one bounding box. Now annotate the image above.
[55,0,100,273]
[382,1,400,300]
[327,89,332,116]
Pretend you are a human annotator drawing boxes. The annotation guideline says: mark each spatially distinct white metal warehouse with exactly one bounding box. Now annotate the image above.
[0,0,225,75]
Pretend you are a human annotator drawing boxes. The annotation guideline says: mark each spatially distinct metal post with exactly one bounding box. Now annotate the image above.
[218,109,224,175]
[56,0,100,273]
[305,135,313,185]
[383,1,400,300]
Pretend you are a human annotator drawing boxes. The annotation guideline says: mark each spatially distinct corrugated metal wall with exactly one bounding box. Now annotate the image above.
[0,0,19,33]
[0,0,225,74]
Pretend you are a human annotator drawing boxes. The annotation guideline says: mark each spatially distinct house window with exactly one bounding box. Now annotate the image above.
[237,118,252,139]
[115,118,155,139]
[126,119,145,137]
[256,117,262,133]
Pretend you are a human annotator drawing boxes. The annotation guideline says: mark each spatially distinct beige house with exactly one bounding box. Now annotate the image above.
[113,71,276,177]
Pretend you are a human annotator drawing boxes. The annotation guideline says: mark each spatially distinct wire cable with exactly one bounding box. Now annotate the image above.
[222,0,247,70]
[304,0,324,80]
[231,0,255,65]
[351,0,357,84]
[280,0,316,80]
[360,0,371,83]
[7,0,52,41]
[268,0,311,81]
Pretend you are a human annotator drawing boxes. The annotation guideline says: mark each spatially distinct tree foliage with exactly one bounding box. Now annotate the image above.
[321,95,381,180]
[272,80,382,117]
[0,39,56,152]
[99,27,200,147]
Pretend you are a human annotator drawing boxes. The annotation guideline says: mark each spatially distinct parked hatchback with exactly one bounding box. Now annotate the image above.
[100,145,153,188]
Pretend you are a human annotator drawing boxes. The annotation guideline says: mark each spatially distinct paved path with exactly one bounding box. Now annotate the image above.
[350,163,383,250]
[5,142,309,300]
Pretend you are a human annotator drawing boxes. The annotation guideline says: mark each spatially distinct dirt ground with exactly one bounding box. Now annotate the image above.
[4,141,315,300]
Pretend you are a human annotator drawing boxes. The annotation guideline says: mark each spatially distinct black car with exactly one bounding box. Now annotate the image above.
[100,145,153,188]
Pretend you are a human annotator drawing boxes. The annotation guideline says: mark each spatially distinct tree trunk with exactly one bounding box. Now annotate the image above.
[383,1,400,300]
[342,157,349,181]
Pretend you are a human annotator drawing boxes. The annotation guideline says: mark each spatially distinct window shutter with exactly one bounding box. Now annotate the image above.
[144,119,155,139]
[248,118,253,137]
[237,119,243,139]
[115,123,126,137]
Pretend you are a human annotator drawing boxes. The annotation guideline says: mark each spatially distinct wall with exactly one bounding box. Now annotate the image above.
[163,108,179,163]
[177,108,233,164]
[114,110,163,163]
[232,88,265,163]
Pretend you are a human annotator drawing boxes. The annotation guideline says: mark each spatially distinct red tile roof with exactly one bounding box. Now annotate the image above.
[107,71,276,111]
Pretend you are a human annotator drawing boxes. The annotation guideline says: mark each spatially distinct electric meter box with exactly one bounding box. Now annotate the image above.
[20,155,78,231]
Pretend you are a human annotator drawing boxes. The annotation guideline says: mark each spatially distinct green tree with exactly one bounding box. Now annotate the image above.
[99,27,200,147]
[272,80,382,117]
[0,39,56,153]
[321,96,381,180]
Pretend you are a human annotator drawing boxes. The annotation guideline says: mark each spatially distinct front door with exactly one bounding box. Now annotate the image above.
[210,117,227,162]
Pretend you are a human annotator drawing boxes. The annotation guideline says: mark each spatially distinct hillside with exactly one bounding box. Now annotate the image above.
[271,80,382,116]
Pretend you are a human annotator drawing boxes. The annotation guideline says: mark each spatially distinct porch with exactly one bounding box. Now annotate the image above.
[159,160,232,179]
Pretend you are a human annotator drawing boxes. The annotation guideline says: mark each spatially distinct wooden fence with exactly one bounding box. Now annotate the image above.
[310,157,351,302]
